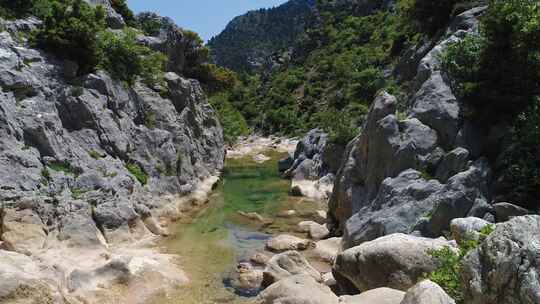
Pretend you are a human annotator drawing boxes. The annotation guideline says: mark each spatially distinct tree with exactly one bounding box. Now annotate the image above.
[35,0,106,74]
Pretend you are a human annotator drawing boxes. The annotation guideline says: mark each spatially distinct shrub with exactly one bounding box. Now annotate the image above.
[35,0,106,74]
[126,162,148,185]
[442,34,485,100]
[98,29,167,86]
[209,92,250,144]
[401,0,461,35]
[88,150,102,159]
[110,0,136,27]
[428,224,495,303]
[478,0,540,113]
[313,111,358,145]
[502,100,540,204]
[0,0,51,19]
[193,63,238,94]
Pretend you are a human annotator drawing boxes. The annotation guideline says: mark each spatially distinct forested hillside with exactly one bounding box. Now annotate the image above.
[207,0,316,73]
[211,0,539,211]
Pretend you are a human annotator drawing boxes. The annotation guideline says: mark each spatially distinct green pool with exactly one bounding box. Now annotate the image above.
[150,150,323,304]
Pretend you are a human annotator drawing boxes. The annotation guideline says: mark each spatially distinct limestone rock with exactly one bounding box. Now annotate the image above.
[312,237,342,263]
[329,92,440,235]
[334,234,455,291]
[298,221,330,240]
[266,234,314,252]
[435,148,470,182]
[257,274,339,304]
[461,215,540,304]
[401,280,456,304]
[0,250,58,302]
[1,208,46,255]
[493,202,530,222]
[263,250,321,286]
[285,129,345,200]
[342,169,443,248]
[449,217,491,244]
[339,287,405,304]
[228,262,264,296]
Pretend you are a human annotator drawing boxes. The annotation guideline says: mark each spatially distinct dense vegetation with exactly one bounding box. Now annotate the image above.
[208,0,315,72]
[212,0,419,140]
[443,0,540,206]
[98,29,167,86]
[208,0,539,206]
[1,0,234,91]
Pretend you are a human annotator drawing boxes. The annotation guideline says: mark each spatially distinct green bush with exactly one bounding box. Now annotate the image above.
[0,0,51,19]
[209,92,250,144]
[312,111,359,145]
[126,162,148,185]
[35,0,106,74]
[110,0,136,27]
[192,63,238,94]
[442,34,485,100]
[49,160,76,175]
[502,100,540,205]
[479,0,540,113]
[98,29,167,86]
[428,224,495,303]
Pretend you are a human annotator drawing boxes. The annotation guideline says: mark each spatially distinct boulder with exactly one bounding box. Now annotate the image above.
[334,234,455,291]
[401,280,456,304]
[298,221,330,240]
[257,274,339,304]
[228,262,264,296]
[435,148,470,182]
[263,251,321,286]
[339,287,405,304]
[410,72,460,149]
[493,202,530,222]
[449,217,491,244]
[312,237,342,263]
[342,170,443,248]
[266,234,314,252]
[322,272,337,287]
[58,204,107,248]
[251,252,271,266]
[461,215,540,304]
[278,155,294,173]
[427,159,491,237]
[285,129,345,199]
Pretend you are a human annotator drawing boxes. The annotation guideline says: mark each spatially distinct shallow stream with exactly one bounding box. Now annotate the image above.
[150,150,325,304]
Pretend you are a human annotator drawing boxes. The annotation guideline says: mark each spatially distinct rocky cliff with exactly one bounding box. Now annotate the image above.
[328,6,491,247]
[0,4,224,302]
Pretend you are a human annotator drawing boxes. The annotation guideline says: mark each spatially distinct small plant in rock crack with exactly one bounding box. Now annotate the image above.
[126,162,148,185]
[71,188,88,200]
[40,167,51,185]
[88,150,103,160]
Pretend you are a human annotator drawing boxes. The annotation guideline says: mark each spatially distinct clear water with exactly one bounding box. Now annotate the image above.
[150,150,324,304]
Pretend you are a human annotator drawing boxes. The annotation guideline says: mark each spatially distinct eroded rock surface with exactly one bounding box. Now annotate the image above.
[461,215,540,304]
[0,12,224,303]
[334,234,455,292]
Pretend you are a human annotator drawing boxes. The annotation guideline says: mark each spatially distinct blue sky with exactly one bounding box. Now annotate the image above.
[127,0,289,42]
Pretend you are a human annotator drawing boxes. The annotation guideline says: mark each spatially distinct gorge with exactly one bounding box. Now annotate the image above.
[1,0,540,304]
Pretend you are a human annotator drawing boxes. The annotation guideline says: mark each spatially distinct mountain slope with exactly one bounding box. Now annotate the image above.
[207,0,316,73]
